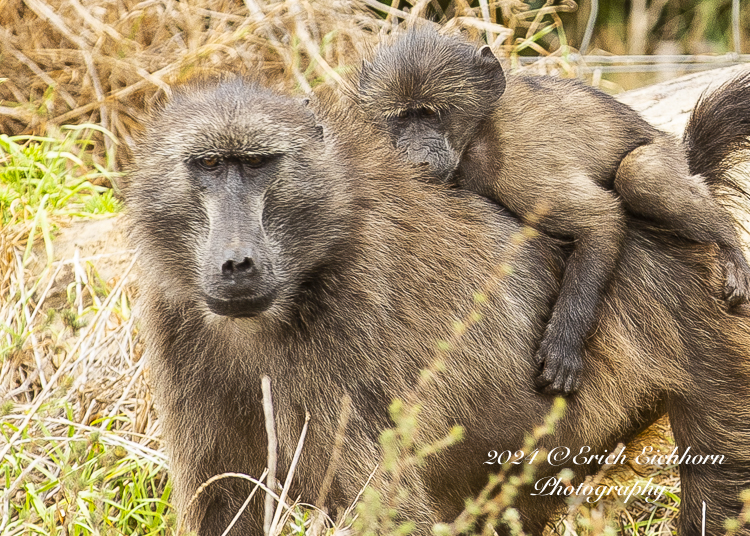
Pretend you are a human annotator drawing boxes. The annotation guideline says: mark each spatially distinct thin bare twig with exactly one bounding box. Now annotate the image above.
[262,375,278,536]
[180,470,273,535]
[270,411,310,536]
[221,477,265,536]
[315,394,352,510]
[339,463,380,532]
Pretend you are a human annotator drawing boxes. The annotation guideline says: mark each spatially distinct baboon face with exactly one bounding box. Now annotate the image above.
[189,150,279,317]
[129,80,348,319]
[358,29,506,182]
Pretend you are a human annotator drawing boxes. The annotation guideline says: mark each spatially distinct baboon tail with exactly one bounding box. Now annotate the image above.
[684,71,750,201]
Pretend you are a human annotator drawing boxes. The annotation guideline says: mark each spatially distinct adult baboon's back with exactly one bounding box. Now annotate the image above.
[125,77,750,535]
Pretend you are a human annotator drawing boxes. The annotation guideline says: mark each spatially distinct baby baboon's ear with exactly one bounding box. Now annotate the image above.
[299,97,325,141]
[477,45,506,99]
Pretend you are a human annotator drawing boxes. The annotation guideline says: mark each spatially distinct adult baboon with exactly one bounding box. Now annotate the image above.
[357,29,750,395]
[125,76,750,535]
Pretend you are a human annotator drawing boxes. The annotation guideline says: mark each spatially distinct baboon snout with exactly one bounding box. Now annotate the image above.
[213,245,263,286]
[221,251,255,277]
[399,143,457,183]
[395,130,458,183]
[202,245,277,318]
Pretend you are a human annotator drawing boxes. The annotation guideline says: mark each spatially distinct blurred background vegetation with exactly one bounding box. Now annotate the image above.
[577,0,746,55]
[395,0,748,55]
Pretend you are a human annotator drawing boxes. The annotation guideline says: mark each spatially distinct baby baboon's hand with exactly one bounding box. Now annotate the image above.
[533,332,582,396]
[720,248,750,307]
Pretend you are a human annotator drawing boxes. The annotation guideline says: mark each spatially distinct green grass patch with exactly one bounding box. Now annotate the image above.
[1,415,173,536]
[0,124,121,227]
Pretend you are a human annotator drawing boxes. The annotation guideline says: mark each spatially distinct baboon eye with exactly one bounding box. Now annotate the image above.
[421,108,436,116]
[243,155,267,168]
[199,156,221,169]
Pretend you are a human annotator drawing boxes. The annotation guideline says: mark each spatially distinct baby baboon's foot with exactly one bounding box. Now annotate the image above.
[719,248,750,307]
[533,335,582,396]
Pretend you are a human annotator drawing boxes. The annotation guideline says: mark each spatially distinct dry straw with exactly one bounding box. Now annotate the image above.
[0,0,388,164]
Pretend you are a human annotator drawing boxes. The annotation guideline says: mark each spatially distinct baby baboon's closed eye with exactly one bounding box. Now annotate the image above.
[396,108,436,120]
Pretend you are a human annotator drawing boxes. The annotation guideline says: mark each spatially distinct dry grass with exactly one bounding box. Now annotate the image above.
[0,1,712,534]
[0,0,384,167]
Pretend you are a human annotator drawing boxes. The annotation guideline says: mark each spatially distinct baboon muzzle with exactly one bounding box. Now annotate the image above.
[396,127,459,183]
[201,221,277,318]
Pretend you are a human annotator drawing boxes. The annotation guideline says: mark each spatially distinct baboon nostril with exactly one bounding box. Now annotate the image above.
[222,257,254,276]
[236,257,253,272]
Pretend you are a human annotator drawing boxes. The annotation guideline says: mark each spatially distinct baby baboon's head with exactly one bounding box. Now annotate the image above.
[358,28,505,182]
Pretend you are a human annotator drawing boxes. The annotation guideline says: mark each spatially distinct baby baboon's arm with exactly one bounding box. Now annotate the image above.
[526,180,626,394]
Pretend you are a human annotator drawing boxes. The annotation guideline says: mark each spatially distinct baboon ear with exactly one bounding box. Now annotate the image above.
[477,45,506,99]
[298,97,325,140]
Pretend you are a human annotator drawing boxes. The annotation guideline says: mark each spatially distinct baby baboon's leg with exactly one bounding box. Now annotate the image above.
[615,137,750,306]
[532,185,626,395]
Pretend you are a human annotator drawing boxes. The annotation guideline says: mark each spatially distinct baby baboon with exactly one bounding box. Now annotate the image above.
[357,29,750,395]
[126,76,750,536]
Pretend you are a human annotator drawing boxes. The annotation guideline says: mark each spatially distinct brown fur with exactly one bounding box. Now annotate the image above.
[357,29,750,395]
[125,77,750,535]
